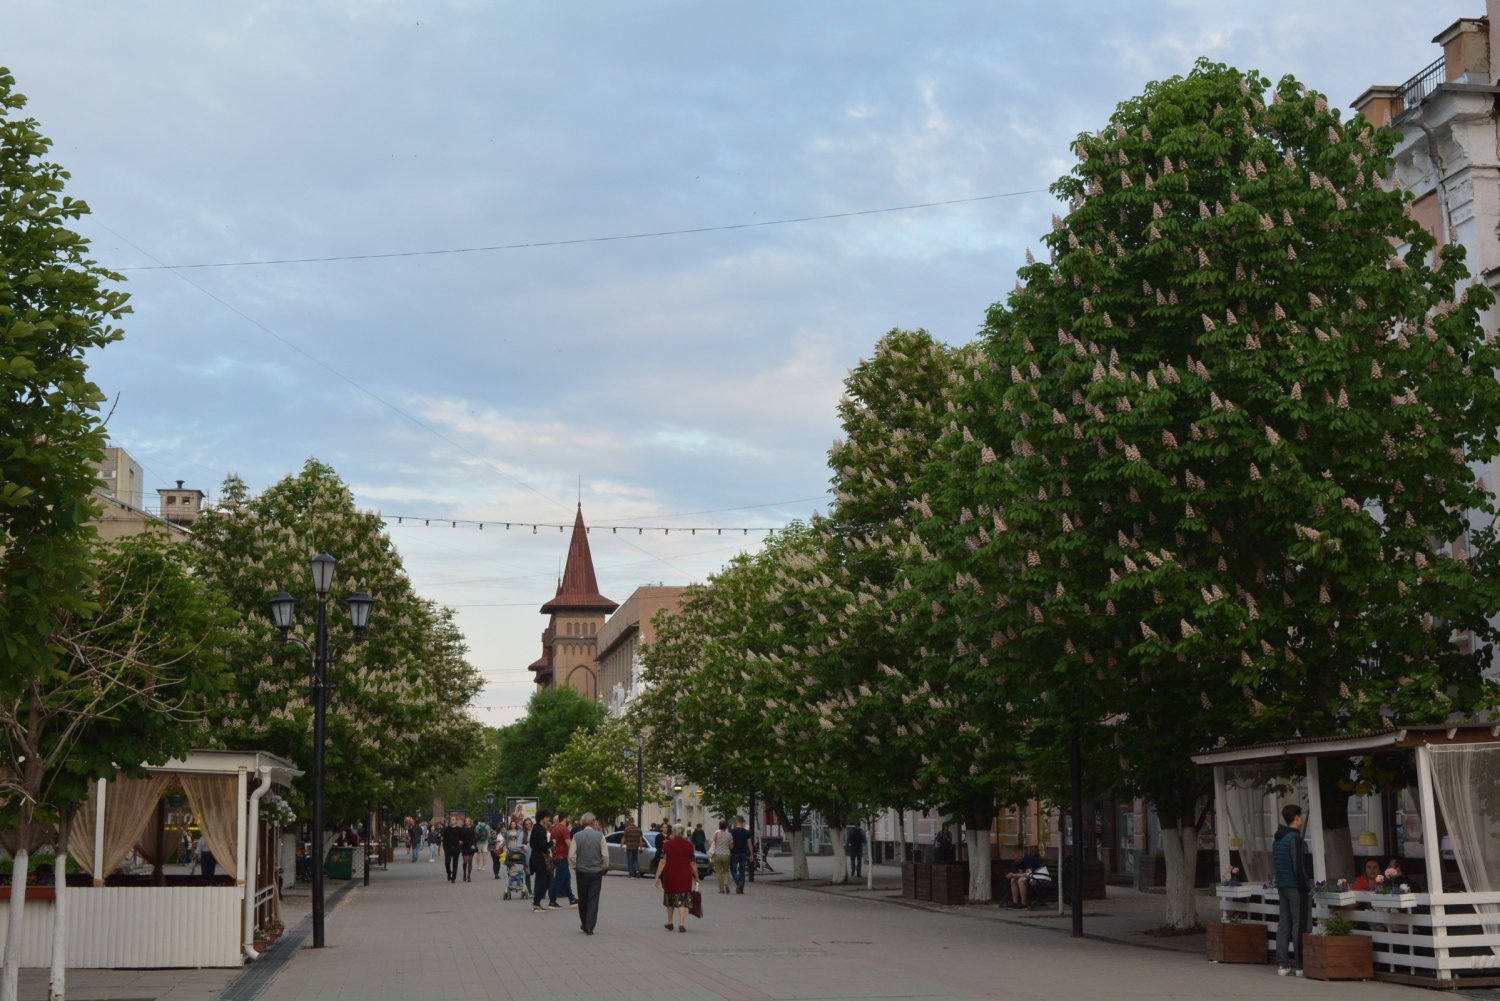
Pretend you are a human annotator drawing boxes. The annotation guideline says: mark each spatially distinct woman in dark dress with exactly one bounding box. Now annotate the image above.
[654,823,700,932]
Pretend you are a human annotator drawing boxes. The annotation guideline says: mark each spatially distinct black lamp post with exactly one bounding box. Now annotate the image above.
[634,732,644,829]
[269,553,373,950]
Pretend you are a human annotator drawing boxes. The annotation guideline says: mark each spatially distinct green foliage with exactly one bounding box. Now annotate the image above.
[0,533,234,832]
[942,61,1500,834]
[190,460,484,822]
[537,718,635,822]
[489,686,607,809]
[1321,910,1356,936]
[0,67,129,686]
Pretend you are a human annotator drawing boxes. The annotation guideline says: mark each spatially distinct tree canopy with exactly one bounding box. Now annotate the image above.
[191,460,484,821]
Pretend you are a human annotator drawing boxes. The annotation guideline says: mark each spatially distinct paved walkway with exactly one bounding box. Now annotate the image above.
[13,855,1465,999]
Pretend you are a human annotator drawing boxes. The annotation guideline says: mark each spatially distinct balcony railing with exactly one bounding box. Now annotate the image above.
[1398,55,1448,115]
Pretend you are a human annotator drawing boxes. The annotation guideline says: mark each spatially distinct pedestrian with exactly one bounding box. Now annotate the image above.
[475,819,490,873]
[530,811,554,912]
[427,822,441,862]
[655,823,700,932]
[728,815,752,893]
[709,820,733,893]
[459,817,478,882]
[1273,804,1312,977]
[549,811,578,907]
[623,817,644,878]
[650,821,669,874]
[570,813,608,935]
[845,823,866,878]
[408,821,422,863]
[442,818,463,883]
[521,817,536,895]
[691,823,707,854]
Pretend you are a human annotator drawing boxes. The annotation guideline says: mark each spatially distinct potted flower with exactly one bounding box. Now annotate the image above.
[1366,868,1417,909]
[1215,865,1252,899]
[1302,910,1373,980]
[1313,877,1357,907]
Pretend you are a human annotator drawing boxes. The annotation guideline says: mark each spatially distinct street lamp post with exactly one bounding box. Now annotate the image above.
[634,732,644,829]
[269,553,373,950]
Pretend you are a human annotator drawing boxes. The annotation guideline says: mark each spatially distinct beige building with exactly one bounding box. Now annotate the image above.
[597,585,686,717]
[527,505,618,697]
[93,446,145,509]
[1354,7,1500,673]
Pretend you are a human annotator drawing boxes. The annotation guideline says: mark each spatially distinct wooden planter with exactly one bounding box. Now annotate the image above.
[1206,921,1268,964]
[931,863,968,905]
[913,862,933,901]
[901,861,917,899]
[1301,933,1373,981]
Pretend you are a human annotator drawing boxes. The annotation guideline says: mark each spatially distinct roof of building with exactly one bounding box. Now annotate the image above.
[539,504,618,615]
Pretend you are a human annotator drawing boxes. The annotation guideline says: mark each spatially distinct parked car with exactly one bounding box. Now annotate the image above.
[605,830,712,878]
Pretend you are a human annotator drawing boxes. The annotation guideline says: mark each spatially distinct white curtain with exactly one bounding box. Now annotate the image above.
[1223,765,1284,884]
[180,774,239,879]
[67,774,170,878]
[1429,745,1500,964]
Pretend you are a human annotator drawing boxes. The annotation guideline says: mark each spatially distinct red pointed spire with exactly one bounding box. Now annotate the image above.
[540,504,618,614]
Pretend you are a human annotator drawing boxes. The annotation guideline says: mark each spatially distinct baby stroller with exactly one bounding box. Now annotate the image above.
[502,850,527,900]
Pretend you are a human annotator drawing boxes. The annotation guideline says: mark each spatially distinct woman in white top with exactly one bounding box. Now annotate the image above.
[709,819,734,893]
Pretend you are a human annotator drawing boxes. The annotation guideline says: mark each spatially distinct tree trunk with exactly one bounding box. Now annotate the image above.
[897,811,907,864]
[1318,756,1355,881]
[966,828,993,902]
[788,825,809,880]
[828,825,847,884]
[1160,825,1199,931]
[47,856,66,1001]
[2,847,28,1001]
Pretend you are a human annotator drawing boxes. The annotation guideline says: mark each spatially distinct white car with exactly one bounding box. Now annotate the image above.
[604,830,713,877]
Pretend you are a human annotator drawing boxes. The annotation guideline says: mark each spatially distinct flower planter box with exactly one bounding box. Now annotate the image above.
[0,886,55,902]
[1365,892,1417,910]
[1301,933,1373,980]
[914,862,933,901]
[1314,891,1358,907]
[1215,884,1254,900]
[1206,921,1268,963]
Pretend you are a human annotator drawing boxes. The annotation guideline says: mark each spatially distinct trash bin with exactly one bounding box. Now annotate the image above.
[325,846,355,880]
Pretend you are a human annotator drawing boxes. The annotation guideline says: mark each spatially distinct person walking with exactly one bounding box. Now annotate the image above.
[549,811,578,907]
[427,821,441,862]
[408,821,422,863]
[521,817,536,895]
[728,815,752,894]
[622,817,644,878]
[1273,804,1312,977]
[475,819,490,874]
[691,823,708,854]
[846,823,866,878]
[655,823,700,932]
[530,811,554,912]
[709,820,733,893]
[570,813,608,935]
[459,817,478,882]
[442,818,463,883]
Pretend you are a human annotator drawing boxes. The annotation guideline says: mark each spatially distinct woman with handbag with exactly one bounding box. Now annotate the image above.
[655,823,700,932]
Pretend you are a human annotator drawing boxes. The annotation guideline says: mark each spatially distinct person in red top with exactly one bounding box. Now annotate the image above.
[549,811,577,907]
[1351,858,1382,892]
[654,823,700,932]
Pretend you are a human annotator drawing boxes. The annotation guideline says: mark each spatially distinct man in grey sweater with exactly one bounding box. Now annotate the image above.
[569,812,609,935]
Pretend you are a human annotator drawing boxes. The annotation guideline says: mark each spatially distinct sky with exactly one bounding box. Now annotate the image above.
[5,0,1477,726]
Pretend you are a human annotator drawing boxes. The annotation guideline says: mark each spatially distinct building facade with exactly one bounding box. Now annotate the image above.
[526,505,618,697]
[597,584,686,717]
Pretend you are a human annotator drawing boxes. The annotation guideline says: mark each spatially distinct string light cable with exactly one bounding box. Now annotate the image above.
[112,189,1049,271]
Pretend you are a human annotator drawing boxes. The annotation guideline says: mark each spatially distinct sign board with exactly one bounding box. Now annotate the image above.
[506,797,539,823]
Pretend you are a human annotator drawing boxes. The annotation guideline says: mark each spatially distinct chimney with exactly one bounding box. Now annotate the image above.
[1435,16,1491,84]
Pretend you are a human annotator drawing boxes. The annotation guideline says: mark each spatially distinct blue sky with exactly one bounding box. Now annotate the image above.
[5,1,1475,725]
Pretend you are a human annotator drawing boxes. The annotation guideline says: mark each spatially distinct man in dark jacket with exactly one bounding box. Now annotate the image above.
[1272,804,1311,977]
[622,819,644,878]
[441,817,463,883]
[530,810,554,911]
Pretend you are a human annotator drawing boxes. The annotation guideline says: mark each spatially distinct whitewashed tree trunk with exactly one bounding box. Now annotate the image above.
[789,831,809,880]
[2,847,29,1001]
[1161,826,1199,931]
[829,826,847,884]
[966,828,993,902]
[47,849,65,1001]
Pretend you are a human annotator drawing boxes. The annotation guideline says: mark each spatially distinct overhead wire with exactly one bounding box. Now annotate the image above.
[112,189,1048,271]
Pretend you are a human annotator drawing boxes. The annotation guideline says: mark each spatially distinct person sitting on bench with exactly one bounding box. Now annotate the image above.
[1005,853,1050,908]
